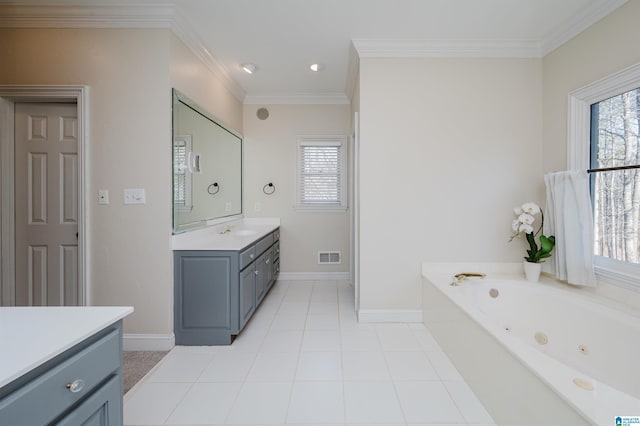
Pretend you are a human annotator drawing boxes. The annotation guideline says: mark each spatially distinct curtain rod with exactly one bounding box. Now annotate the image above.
[587,164,640,173]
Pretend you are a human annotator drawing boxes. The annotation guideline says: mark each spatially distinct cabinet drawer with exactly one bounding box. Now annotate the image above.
[0,329,120,425]
[272,241,280,260]
[240,246,256,270]
[256,233,274,256]
[273,228,280,241]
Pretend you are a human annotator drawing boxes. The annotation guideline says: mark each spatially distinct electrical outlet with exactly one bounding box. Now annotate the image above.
[98,189,109,205]
[225,202,232,212]
[254,201,261,212]
[123,188,146,205]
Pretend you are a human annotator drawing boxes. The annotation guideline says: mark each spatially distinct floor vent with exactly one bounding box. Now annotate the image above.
[318,251,341,265]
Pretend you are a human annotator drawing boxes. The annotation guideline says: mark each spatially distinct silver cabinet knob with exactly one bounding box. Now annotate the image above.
[266,259,270,264]
[66,379,85,393]
[254,270,259,275]
[249,253,255,259]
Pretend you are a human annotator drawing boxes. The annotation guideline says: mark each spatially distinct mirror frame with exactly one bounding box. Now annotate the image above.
[172,89,243,234]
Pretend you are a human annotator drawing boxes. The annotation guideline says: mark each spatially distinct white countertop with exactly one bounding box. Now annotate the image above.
[0,306,133,388]
[172,217,280,251]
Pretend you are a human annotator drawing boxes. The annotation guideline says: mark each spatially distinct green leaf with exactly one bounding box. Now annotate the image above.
[539,235,555,255]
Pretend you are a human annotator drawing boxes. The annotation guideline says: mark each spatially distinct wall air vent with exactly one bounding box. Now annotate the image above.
[318,251,341,265]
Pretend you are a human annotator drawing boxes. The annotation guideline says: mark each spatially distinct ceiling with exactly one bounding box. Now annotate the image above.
[0,0,629,103]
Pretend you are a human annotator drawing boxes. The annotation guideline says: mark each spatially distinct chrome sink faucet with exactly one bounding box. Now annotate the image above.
[218,226,232,234]
[450,272,486,286]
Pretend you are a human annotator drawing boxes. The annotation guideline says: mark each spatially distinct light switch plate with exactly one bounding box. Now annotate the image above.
[124,188,146,205]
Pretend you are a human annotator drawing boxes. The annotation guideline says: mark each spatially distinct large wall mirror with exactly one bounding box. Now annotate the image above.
[172,89,242,233]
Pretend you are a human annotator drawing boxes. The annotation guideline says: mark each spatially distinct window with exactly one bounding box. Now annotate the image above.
[569,63,640,289]
[590,88,640,265]
[296,136,347,211]
[173,135,192,211]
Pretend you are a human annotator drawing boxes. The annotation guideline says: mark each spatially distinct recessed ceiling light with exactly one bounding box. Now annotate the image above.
[309,63,323,72]
[241,63,257,74]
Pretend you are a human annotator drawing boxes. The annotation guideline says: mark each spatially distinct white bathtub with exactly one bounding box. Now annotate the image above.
[422,263,640,426]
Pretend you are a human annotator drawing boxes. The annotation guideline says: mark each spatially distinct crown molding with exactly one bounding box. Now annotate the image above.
[352,38,542,58]
[353,0,628,60]
[0,4,176,28]
[540,0,628,55]
[345,42,360,102]
[243,93,350,105]
[170,11,245,101]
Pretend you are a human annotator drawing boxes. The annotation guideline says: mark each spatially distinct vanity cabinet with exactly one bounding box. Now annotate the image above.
[174,228,280,345]
[0,321,125,426]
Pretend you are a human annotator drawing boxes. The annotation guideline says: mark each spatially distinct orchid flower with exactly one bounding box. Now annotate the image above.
[509,201,555,264]
[519,223,534,234]
[518,213,535,225]
[521,202,541,215]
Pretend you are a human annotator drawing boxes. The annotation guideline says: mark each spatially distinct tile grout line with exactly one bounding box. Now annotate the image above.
[283,280,311,424]
[336,282,349,425]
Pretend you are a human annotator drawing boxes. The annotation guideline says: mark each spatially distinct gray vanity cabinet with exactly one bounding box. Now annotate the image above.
[0,322,124,426]
[174,228,280,345]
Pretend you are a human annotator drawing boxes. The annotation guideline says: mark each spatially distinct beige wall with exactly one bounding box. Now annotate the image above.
[358,57,543,311]
[542,0,640,309]
[243,104,351,274]
[0,28,243,337]
[0,28,172,334]
[543,1,640,173]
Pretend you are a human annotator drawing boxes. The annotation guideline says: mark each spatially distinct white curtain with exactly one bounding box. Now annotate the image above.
[543,170,597,287]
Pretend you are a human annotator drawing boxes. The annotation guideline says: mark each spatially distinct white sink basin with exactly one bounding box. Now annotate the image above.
[233,229,257,236]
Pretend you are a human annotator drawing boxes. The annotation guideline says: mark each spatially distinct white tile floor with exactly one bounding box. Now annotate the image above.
[124,280,496,426]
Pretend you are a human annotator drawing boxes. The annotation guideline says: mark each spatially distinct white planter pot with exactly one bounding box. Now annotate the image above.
[523,261,542,282]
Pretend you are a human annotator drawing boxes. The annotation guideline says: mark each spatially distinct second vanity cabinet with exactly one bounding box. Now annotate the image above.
[174,228,280,345]
[0,308,132,426]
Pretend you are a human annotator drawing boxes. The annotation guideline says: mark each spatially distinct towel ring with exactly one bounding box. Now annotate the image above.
[263,182,276,195]
[207,182,220,195]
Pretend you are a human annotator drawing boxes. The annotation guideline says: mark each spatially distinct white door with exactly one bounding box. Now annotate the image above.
[14,102,79,306]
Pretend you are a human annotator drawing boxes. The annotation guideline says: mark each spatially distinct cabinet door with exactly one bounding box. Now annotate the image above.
[263,248,273,293]
[255,253,267,306]
[255,251,271,304]
[176,255,233,329]
[239,266,256,329]
[55,375,120,426]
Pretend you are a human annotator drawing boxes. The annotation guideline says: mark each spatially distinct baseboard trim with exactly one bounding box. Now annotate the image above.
[123,333,175,351]
[357,309,423,323]
[278,272,350,281]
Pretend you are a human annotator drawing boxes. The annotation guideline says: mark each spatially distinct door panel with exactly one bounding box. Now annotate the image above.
[15,103,79,306]
[28,152,48,223]
[61,245,79,305]
[28,245,47,306]
[61,153,78,223]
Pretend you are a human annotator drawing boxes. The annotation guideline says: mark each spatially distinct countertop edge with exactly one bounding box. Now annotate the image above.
[0,306,134,389]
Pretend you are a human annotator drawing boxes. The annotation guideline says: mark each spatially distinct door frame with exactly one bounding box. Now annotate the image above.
[0,85,89,306]
[349,111,360,311]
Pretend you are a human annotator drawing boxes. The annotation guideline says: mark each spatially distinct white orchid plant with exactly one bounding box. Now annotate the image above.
[509,202,555,264]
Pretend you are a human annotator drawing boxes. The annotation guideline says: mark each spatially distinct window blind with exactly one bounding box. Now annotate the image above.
[174,141,188,205]
[298,140,343,205]
[173,135,192,210]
